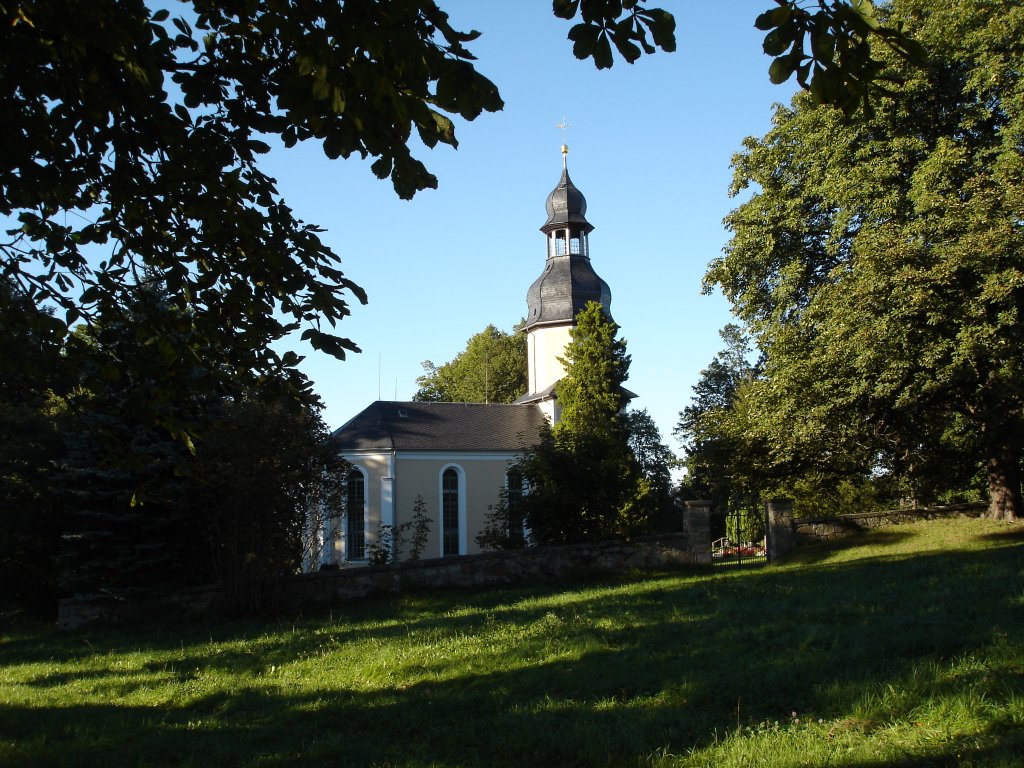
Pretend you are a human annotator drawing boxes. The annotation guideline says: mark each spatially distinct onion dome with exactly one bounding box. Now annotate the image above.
[525,146,612,329]
[541,147,594,235]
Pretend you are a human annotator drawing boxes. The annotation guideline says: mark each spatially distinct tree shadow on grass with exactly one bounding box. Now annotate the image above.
[781,528,917,566]
[2,539,1023,766]
[2,600,1022,768]
[974,524,1024,544]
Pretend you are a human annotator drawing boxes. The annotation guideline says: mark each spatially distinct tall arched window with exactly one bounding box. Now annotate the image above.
[346,469,366,561]
[442,467,460,557]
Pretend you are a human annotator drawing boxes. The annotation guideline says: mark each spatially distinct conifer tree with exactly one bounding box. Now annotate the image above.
[515,302,652,543]
[554,303,631,448]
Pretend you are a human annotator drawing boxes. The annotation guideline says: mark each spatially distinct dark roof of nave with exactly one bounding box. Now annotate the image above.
[331,401,547,452]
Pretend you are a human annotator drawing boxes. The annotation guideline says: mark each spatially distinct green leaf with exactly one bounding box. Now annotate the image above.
[296,55,315,76]
[763,29,790,57]
[593,31,614,69]
[569,22,599,61]
[810,29,836,63]
[768,54,799,85]
[612,32,642,64]
[641,9,676,52]
[850,0,880,30]
[323,131,345,160]
[429,111,456,144]
[754,6,792,32]
[809,65,832,104]
[301,328,361,360]
[370,156,392,180]
[331,87,346,114]
[553,0,580,21]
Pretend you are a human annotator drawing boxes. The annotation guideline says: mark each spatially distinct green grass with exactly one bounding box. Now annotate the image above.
[2,518,1023,767]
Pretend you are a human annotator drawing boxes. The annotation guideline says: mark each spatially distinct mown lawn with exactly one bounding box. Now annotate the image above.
[2,517,1023,767]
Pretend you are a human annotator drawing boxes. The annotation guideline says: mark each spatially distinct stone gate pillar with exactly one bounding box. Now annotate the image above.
[765,498,795,561]
[684,500,712,564]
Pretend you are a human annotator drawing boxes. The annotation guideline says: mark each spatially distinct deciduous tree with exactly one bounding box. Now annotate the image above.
[414,324,527,404]
[708,0,1024,520]
[1,1,919,443]
[0,0,671,438]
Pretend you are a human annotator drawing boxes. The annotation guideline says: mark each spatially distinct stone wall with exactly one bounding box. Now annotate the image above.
[792,502,986,545]
[57,532,694,629]
[283,533,693,606]
[57,587,219,631]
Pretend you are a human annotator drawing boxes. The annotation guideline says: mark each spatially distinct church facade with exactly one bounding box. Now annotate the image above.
[326,147,615,566]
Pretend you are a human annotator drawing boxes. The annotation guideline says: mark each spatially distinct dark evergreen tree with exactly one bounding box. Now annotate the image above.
[185,396,348,612]
[515,302,651,543]
[674,324,760,511]
[0,280,69,616]
[56,278,348,610]
[625,408,677,530]
[57,281,213,595]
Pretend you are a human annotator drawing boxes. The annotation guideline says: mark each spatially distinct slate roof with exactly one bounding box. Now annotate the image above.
[331,401,547,452]
[526,161,612,330]
[525,252,612,329]
[515,379,638,405]
[514,381,558,405]
[541,167,593,234]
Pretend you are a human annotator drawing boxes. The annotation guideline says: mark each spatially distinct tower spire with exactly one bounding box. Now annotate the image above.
[517,146,615,420]
[556,117,572,170]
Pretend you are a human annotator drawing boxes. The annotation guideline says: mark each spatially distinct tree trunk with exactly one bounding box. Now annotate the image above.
[986,447,1022,522]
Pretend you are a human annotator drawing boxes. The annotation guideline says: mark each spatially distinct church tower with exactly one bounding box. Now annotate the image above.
[518,145,612,422]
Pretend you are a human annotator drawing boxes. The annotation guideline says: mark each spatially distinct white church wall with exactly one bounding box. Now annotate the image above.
[393,452,520,559]
[527,323,573,394]
[332,451,392,567]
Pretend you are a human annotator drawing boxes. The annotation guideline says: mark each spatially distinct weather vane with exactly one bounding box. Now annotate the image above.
[556,117,573,164]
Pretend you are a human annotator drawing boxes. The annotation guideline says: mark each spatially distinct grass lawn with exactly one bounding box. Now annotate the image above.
[2,517,1023,767]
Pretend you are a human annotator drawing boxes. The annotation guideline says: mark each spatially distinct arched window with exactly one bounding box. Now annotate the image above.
[442,467,460,557]
[346,469,366,561]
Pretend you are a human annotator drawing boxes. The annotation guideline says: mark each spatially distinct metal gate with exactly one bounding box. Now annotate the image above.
[711,498,767,566]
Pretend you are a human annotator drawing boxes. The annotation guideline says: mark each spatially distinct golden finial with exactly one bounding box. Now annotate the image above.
[556,117,573,168]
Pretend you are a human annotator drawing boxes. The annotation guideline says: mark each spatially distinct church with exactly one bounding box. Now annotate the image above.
[325,146,620,565]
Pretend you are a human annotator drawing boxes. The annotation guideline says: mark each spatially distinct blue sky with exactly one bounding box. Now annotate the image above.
[261,3,799,453]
